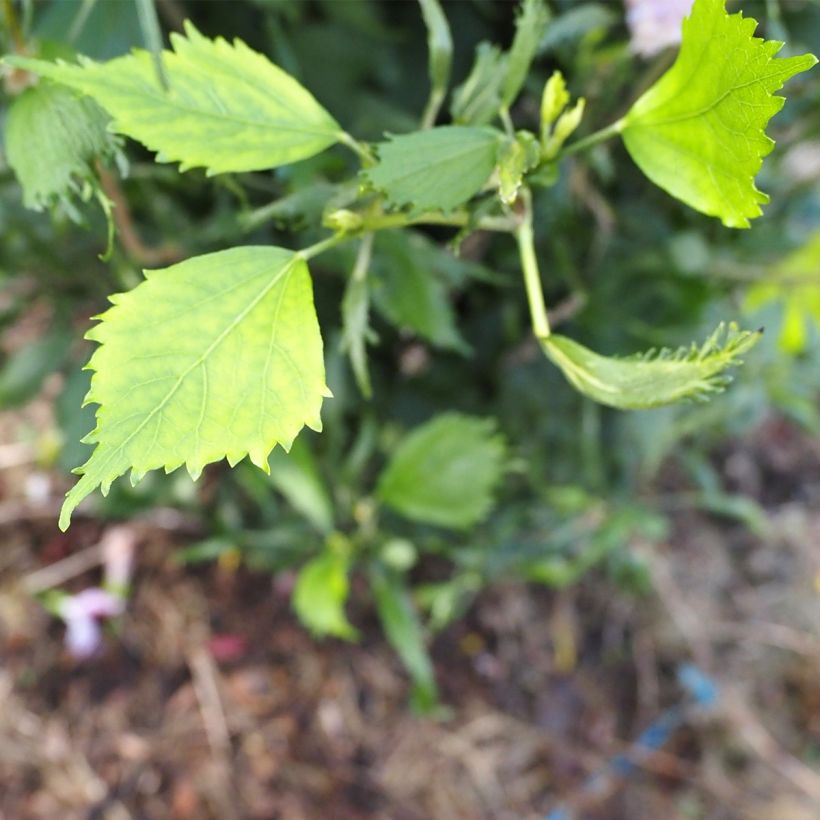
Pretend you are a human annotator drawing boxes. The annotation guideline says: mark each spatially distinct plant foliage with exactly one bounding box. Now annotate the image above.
[377,414,507,530]
[621,0,817,228]
[1,0,817,708]
[7,21,342,174]
[59,246,328,530]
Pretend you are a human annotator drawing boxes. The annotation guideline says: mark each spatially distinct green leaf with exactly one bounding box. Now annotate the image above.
[419,0,451,91]
[364,126,502,216]
[543,97,585,160]
[4,82,120,210]
[340,233,375,398]
[370,565,438,712]
[59,246,329,530]
[540,70,570,134]
[450,42,508,126]
[268,437,334,534]
[542,322,761,410]
[502,0,551,108]
[293,548,357,640]
[371,231,467,353]
[621,0,817,228]
[377,413,506,529]
[6,21,341,175]
[744,231,820,354]
[497,132,540,205]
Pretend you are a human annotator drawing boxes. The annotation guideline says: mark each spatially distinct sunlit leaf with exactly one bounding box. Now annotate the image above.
[621,0,817,228]
[6,21,342,174]
[59,246,329,529]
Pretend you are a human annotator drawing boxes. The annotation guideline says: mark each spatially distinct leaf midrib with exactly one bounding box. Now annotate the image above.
[628,65,790,129]
[97,255,298,470]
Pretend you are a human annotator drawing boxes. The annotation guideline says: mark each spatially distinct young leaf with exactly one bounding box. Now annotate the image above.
[6,21,342,175]
[744,231,820,354]
[4,82,120,210]
[293,549,358,640]
[541,322,761,410]
[502,0,551,108]
[450,42,508,127]
[497,132,540,204]
[540,70,570,135]
[363,126,502,216]
[543,97,585,160]
[370,565,438,712]
[418,0,452,128]
[376,413,506,530]
[59,246,330,530]
[621,0,817,228]
[419,0,452,93]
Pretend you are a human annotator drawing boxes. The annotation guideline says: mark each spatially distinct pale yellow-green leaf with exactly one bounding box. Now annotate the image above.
[60,246,329,530]
[5,21,341,174]
[293,549,357,640]
[621,0,817,228]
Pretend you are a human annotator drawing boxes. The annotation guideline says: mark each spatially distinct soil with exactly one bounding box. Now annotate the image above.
[1,398,819,820]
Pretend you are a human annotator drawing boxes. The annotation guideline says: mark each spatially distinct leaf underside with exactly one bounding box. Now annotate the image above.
[364,126,502,216]
[60,246,329,530]
[622,0,817,228]
[542,322,761,410]
[4,82,118,210]
[6,21,341,174]
[377,413,506,529]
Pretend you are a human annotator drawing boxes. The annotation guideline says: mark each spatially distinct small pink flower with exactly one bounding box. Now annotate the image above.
[57,588,124,659]
[625,0,693,58]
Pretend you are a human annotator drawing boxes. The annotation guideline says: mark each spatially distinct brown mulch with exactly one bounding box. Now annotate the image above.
[1,403,819,819]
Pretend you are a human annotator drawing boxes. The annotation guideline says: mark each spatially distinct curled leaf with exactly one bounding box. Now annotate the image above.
[542,322,761,409]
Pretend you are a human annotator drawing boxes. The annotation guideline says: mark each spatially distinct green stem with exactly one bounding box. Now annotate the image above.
[299,233,348,261]
[499,106,516,138]
[418,0,452,130]
[352,232,374,282]
[338,131,375,165]
[361,210,516,234]
[559,118,624,159]
[515,188,550,340]
[420,88,445,130]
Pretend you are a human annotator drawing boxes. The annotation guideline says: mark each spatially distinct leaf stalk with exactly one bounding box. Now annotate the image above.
[559,118,624,159]
[515,188,550,340]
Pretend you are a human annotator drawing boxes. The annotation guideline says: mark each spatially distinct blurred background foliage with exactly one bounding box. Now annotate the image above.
[1,0,819,703]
